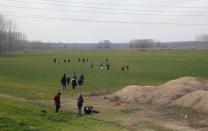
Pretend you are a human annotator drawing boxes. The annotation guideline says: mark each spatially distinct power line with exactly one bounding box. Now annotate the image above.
[10,0,171,7]
[5,0,208,9]
[2,4,208,14]
[3,13,208,26]
[1,5,208,17]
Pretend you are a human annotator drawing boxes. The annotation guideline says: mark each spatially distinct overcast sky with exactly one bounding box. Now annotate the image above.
[1,0,208,43]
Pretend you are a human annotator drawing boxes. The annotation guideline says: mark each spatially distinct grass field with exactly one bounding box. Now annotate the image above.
[0,49,208,100]
[0,97,126,131]
[0,49,208,130]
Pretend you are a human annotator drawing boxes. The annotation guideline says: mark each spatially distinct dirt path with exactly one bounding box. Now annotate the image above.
[61,94,206,131]
[0,93,53,107]
[0,93,26,102]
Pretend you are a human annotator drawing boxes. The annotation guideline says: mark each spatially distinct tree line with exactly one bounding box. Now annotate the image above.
[1,14,207,53]
[0,14,26,54]
[0,14,50,54]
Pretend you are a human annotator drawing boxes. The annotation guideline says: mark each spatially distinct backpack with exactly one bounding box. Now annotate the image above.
[52,95,57,101]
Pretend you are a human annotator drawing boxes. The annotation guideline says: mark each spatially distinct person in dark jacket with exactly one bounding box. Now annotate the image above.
[72,73,77,80]
[61,73,67,89]
[106,63,110,70]
[77,94,84,115]
[78,73,84,87]
[90,63,94,69]
[71,78,77,90]
[53,92,61,113]
[84,106,99,115]
[121,64,125,71]
[66,75,70,86]
[53,58,56,64]
[64,58,66,63]
[84,106,93,114]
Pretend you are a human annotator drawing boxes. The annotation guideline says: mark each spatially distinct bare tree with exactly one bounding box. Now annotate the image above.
[98,40,111,49]
[0,14,30,54]
[129,39,155,48]
[7,20,16,52]
[0,15,8,54]
[195,33,208,41]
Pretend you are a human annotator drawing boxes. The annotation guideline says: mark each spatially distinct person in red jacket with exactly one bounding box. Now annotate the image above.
[126,64,129,71]
[53,92,61,113]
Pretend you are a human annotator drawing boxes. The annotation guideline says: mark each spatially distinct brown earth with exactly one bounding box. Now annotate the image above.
[107,76,208,114]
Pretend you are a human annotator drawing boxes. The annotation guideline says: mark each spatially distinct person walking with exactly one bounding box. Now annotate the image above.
[77,94,84,116]
[78,73,84,87]
[121,64,125,71]
[72,73,77,80]
[106,63,110,70]
[90,63,94,69]
[71,78,77,90]
[53,57,56,64]
[66,75,70,86]
[82,58,85,63]
[53,92,61,113]
[61,73,67,89]
[64,58,66,63]
[126,64,129,71]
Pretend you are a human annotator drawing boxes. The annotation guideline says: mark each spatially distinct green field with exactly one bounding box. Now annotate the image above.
[0,97,126,131]
[0,49,208,100]
[0,49,208,130]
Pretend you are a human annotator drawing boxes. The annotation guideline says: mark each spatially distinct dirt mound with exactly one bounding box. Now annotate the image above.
[107,85,154,103]
[107,77,208,113]
[171,90,208,113]
[149,77,208,105]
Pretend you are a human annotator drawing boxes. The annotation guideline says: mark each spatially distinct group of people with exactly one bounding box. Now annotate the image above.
[121,64,129,71]
[100,63,110,70]
[53,57,70,64]
[53,92,98,115]
[53,92,84,115]
[53,57,113,71]
[61,73,85,90]
[99,58,110,70]
[78,58,89,63]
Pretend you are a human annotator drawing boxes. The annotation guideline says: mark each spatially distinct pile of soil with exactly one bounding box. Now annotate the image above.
[106,85,154,103]
[107,77,208,113]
